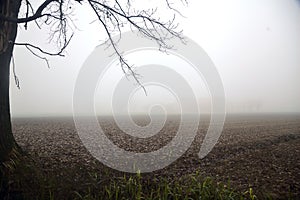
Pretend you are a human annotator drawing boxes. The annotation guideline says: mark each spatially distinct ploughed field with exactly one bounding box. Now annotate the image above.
[12,114,300,199]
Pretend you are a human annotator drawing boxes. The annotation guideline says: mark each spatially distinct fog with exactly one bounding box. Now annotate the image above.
[10,0,300,117]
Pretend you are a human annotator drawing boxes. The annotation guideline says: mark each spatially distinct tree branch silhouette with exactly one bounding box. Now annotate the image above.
[2,0,186,87]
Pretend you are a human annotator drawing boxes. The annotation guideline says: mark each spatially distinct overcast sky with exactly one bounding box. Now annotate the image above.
[10,0,300,117]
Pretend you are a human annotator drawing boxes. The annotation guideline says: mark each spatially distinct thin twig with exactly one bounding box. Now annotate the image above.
[5,0,185,94]
[11,55,20,89]
[14,33,73,56]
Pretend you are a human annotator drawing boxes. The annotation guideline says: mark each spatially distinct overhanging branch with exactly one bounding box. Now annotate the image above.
[0,0,57,24]
[13,33,73,56]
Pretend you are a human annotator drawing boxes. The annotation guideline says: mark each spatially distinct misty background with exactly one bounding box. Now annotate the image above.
[10,0,300,117]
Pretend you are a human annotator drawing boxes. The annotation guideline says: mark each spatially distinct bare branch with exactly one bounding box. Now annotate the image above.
[88,1,148,95]
[85,0,186,93]
[13,31,73,69]
[89,0,184,49]
[164,0,187,17]
[8,0,186,93]
[23,44,50,69]
[1,0,58,23]
[13,33,73,56]
[11,55,20,89]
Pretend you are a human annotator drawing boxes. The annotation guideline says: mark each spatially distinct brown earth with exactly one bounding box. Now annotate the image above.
[12,114,300,199]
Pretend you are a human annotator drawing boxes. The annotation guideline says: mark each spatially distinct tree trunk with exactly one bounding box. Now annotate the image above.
[0,0,21,165]
[0,1,22,198]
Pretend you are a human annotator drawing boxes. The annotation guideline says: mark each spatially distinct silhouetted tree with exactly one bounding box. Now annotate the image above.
[0,0,184,185]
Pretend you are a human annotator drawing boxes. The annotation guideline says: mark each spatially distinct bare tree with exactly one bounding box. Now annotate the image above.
[0,0,185,178]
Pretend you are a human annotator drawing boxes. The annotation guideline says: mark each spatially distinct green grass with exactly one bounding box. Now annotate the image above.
[1,155,259,200]
[70,172,247,200]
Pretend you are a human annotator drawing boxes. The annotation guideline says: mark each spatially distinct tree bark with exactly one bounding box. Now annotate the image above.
[0,0,21,164]
[0,1,22,198]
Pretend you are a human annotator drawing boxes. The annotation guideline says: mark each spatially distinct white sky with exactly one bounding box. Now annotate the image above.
[10,0,300,117]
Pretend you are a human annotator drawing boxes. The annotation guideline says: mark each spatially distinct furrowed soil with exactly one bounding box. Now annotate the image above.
[12,114,300,199]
